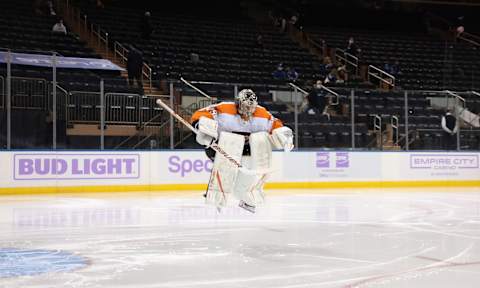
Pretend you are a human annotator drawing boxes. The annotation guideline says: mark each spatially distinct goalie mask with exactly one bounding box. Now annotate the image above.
[236,89,258,119]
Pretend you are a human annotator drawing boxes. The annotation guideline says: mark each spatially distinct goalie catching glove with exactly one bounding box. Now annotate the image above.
[270,126,294,152]
[195,116,218,147]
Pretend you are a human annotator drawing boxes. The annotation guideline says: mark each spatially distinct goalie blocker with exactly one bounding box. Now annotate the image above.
[191,89,294,213]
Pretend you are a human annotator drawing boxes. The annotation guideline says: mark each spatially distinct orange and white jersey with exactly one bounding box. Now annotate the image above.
[191,102,283,134]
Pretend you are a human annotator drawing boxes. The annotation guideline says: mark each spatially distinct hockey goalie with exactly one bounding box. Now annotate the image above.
[191,89,294,213]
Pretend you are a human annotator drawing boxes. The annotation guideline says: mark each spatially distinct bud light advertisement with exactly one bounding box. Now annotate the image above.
[13,153,140,180]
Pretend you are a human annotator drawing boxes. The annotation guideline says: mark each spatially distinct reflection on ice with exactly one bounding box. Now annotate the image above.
[0,189,479,287]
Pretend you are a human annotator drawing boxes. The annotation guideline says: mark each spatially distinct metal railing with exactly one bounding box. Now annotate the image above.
[368,65,395,89]
[292,27,326,59]
[180,77,213,99]
[445,90,465,150]
[67,91,101,124]
[288,82,340,106]
[174,105,195,147]
[10,77,48,110]
[398,129,417,150]
[139,95,164,125]
[90,23,109,57]
[373,114,383,150]
[470,91,480,98]
[113,41,129,64]
[47,83,68,121]
[391,115,399,145]
[286,83,329,149]
[335,48,359,75]
[184,99,216,116]
[445,90,468,126]
[288,83,308,95]
[105,93,140,125]
[2,73,480,151]
[307,36,325,50]
[114,95,170,149]
[458,32,480,47]
[113,41,152,92]
[0,76,4,108]
[178,79,239,99]
[67,91,164,126]
[467,91,480,126]
[306,37,325,56]
[318,84,340,106]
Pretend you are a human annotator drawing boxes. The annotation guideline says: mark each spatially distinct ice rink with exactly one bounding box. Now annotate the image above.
[1,188,480,288]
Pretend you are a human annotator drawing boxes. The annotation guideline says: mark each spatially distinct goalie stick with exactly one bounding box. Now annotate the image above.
[156,98,274,175]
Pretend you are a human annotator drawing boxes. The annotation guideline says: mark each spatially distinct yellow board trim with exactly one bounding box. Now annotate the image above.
[0,180,479,195]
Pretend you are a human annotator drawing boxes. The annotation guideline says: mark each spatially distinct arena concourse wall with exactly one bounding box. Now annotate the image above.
[0,151,479,194]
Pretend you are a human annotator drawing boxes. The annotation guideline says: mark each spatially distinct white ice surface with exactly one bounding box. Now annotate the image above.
[1,188,480,288]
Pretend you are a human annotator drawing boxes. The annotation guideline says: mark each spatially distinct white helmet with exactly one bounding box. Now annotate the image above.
[236,89,257,118]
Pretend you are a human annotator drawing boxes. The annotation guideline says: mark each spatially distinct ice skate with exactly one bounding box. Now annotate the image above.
[239,200,256,213]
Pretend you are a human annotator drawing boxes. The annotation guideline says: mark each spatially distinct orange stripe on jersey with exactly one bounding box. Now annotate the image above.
[272,118,283,131]
[191,109,214,123]
[254,106,284,131]
[215,102,238,115]
[191,101,284,133]
[191,103,237,123]
[252,106,272,119]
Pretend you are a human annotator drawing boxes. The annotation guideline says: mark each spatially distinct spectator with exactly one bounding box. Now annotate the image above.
[346,37,360,56]
[127,45,144,92]
[268,9,276,23]
[190,52,200,64]
[47,1,56,16]
[337,65,347,83]
[287,67,299,82]
[271,11,281,28]
[441,109,459,150]
[34,0,44,15]
[456,25,465,38]
[289,13,302,30]
[140,11,153,40]
[96,0,105,8]
[34,0,55,16]
[323,56,334,73]
[272,63,287,80]
[393,60,401,75]
[289,14,298,26]
[384,62,392,74]
[52,19,67,35]
[306,80,328,115]
[280,17,287,33]
[384,60,401,76]
[455,16,465,38]
[324,69,337,84]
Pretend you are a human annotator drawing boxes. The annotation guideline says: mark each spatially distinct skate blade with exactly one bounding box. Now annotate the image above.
[239,201,256,213]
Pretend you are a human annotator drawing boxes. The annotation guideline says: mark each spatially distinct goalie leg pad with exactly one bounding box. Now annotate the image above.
[206,132,244,208]
[232,132,272,206]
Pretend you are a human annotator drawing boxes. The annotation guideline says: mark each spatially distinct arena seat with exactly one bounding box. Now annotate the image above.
[77,2,323,87]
